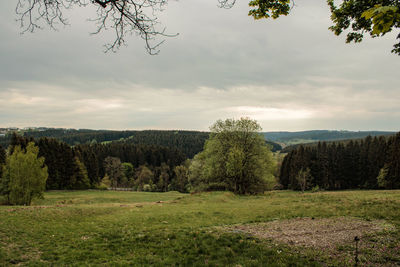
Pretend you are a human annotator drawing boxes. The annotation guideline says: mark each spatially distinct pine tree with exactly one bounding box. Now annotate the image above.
[386,133,400,188]
[71,157,90,190]
[0,145,6,180]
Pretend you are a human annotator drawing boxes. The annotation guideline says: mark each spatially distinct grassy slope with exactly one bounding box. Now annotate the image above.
[0,190,399,266]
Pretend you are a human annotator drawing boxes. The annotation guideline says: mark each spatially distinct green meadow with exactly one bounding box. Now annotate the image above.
[0,190,399,266]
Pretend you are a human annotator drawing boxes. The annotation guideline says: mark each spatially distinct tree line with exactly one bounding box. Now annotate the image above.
[2,124,399,206]
[21,129,209,158]
[1,118,276,203]
[0,129,282,158]
[5,134,188,192]
[279,133,400,191]
[264,130,394,144]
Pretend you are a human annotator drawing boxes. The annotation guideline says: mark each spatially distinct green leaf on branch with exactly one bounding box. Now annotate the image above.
[362,5,400,36]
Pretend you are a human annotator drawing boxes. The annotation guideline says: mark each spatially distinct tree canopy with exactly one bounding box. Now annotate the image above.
[189,118,276,195]
[15,0,400,54]
[279,133,400,190]
[16,0,171,54]
[248,0,400,55]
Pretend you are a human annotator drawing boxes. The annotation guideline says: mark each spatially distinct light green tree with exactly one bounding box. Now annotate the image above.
[174,163,189,193]
[122,162,135,182]
[71,157,90,190]
[0,142,48,205]
[136,165,153,191]
[104,157,123,189]
[189,152,208,190]
[190,118,276,195]
[377,164,389,189]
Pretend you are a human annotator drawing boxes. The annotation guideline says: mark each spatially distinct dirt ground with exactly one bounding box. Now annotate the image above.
[226,217,394,251]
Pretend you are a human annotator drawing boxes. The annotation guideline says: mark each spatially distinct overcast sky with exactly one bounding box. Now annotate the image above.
[0,1,399,131]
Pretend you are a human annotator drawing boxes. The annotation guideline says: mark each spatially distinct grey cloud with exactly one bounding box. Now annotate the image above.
[0,1,399,131]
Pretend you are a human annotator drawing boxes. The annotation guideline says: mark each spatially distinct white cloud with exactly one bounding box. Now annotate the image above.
[227,106,314,121]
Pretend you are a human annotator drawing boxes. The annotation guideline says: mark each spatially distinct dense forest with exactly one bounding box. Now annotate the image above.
[0,129,209,158]
[2,129,400,193]
[264,130,394,143]
[0,129,282,157]
[279,133,400,190]
[0,145,5,180]
[8,134,188,192]
[23,129,208,158]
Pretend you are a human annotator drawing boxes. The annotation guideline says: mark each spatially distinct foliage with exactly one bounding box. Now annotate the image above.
[246,0,400,55]
[76,142,186,183]
[190,118,276,194]
[99,175,111,189]
[122,162,134,180]
[362,5,400,35]
[264,130,394,145]
[173,164,189,193]
[0,145,5,180]
[155,163,169,192]
[328,0,400,55]
[311,185,320,193]
[377,164,389,188]
[136,165,154,191]
[121,162,134,187]
[9,134,187,191]
[70,157,91,190]
[11,0,400,54]
[1,128,284,156]
[248,0,291,19]
[280,133,400,190]
[296,167,312,192]
[22,129,210,159]
[188,152,207,190]
[104,157,123,189]
[0,142,48,205]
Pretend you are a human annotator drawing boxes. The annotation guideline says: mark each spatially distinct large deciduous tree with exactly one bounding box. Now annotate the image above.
[190,118,276,195]
[0,142,48,206]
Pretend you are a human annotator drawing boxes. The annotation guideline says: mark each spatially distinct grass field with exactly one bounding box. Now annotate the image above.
[0,190,399,266]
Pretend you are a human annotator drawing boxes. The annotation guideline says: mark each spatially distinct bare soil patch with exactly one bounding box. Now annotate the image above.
[227,217,394,251]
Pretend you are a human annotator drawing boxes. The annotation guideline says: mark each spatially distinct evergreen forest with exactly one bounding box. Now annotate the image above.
[1,130,400,193]
[279,133,400,190]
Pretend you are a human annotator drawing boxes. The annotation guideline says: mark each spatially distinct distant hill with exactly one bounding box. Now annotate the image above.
[263,130,395,145]
[2,128,392,154]
[0,128,282,157]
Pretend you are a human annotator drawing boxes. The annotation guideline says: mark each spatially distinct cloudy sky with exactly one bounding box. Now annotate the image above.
[0,1,399,131]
